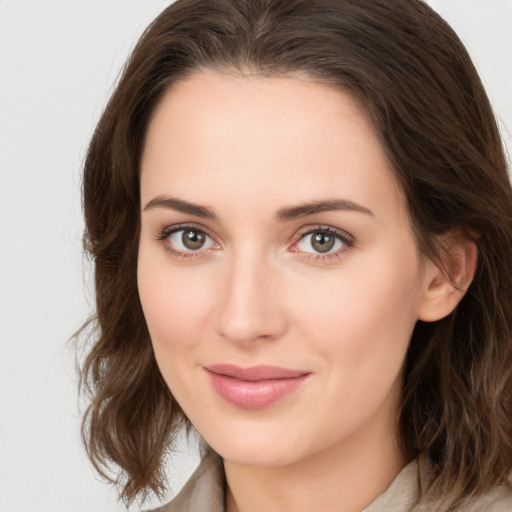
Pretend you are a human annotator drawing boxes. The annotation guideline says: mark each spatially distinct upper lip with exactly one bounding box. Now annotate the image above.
[204,364,309,381]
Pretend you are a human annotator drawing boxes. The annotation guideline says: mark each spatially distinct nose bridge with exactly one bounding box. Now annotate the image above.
[214,243,286,343]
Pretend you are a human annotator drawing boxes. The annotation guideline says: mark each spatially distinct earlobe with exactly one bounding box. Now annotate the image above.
[417,232,478,323]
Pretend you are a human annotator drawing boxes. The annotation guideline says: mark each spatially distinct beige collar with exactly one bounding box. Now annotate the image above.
[155,450,512,512]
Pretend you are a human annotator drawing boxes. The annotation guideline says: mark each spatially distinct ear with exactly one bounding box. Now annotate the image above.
[417,230,478,322]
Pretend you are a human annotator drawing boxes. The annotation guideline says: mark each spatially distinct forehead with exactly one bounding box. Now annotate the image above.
[140,71,405,221]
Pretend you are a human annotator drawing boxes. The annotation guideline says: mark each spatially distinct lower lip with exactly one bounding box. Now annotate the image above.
[206,371,309,410]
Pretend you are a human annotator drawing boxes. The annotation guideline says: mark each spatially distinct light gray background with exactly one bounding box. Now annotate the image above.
[0,1,511,511]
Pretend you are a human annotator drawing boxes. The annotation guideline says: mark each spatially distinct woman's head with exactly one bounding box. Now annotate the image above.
[138,70,456,473]
[80,0,512,504]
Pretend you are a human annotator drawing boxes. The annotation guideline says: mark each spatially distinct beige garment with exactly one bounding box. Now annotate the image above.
[154,450,512,511]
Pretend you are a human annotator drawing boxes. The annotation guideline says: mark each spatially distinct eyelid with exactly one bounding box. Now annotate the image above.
[289,224,355,260]
[292,224,354,244]
[157,222,221,259]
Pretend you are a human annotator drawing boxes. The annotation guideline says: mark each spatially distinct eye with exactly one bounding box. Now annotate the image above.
[292,227,353,257]
[159,226,218,256]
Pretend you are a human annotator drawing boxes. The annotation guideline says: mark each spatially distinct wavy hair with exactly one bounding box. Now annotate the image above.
[78,0,512,505]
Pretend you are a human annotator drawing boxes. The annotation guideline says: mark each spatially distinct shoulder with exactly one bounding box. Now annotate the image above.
[465,486,512,511]
[416,456,512,512]
[415,483,512,512]
[149,450,225,512]
[446,481,512,512]
[366,456,512,512]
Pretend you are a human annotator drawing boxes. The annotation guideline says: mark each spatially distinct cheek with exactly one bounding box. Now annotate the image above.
[137,246,214,362]
[288,246,422,378]
[137,258,216,414]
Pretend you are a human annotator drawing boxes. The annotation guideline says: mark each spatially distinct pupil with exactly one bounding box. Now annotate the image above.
[182,230,205,250]
[312,232,335,253]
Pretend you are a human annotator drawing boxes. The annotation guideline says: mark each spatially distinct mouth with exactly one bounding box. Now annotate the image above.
[204,364,311,409]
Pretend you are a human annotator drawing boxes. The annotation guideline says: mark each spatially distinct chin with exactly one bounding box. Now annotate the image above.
[216,443,299,468]
[198,417,310,468]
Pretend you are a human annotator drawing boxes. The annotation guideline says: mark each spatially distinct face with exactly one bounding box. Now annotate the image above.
[138,71,432,468]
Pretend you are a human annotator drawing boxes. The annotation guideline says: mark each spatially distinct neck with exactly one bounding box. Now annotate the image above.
[223,407,406,512]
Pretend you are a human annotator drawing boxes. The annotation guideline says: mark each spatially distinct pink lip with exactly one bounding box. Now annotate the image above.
[204,364,311,410]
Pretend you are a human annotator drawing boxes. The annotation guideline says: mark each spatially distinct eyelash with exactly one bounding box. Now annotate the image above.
[292,225,354,263]
[157,223,219,260]
[156,224,354,262]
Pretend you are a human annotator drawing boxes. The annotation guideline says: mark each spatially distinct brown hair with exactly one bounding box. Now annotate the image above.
[79,0,512,505]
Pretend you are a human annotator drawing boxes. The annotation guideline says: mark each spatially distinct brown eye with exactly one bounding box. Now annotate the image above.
[311,232,335,253]
[164,227,217,254]
[182,229,206,250]
[294,228,350,256]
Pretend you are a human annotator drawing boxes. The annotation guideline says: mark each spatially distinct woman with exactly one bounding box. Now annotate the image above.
[79,0,512,510]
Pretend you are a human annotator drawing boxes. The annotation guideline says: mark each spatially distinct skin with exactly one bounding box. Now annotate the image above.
[137,71,471,512]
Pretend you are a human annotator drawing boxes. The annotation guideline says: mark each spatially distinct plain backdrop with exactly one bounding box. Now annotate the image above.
[0,1,511,511]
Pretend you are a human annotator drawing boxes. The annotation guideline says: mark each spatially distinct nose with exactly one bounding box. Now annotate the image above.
[213,249,288,345]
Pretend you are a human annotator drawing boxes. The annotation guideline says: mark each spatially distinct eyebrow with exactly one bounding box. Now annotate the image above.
[143,196,217,219]
[274,199,374,222]
[143,196,373,221]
